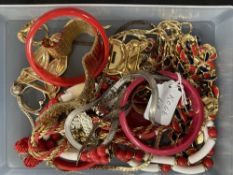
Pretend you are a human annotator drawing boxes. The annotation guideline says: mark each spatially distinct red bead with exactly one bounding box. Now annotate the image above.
[116,149,125,161]
[161,164,171,172]
[177,157,188,166]
[212,85,219,98]
[208,148,215,157]
[51,133,61,141]
[15,137,29,154]
[176,44,182,54]
[180,51,188,63]
[172,119,181,133]
[134,151,144,162]
[125,150,134,161]
[46,140,56,149]
[203,157,214,169]
[203,73,211,79]
[191,44,199,56]
[101,82,109,91]
[209,115,216,120]
[207,61,216,69]
[191,74,199,81]
[189,65,196,74]
[97,146,107,157]
[208,127,217,138]
[210,53,217,60]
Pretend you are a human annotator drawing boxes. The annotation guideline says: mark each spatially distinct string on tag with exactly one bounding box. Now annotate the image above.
[176,73,188,106]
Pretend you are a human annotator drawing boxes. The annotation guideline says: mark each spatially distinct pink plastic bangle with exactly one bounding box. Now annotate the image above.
[119,71,204,156]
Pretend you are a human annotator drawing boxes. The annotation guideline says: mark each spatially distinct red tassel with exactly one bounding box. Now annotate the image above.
[14,137,29,154]
[23,155,42,168]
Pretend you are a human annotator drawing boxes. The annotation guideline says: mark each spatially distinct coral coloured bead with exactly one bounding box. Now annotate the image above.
[180,51,188,63]
[208,127,217,138]
[177,157,188,166]
[191,44,199,56]
[172,119,181,133]
[97,146,107,157]
[211,85,219,98]
[134,151,144,162]
[189,65,196,74]
[161,164,171,172]
[208,148,215,157]
[101,82,109,91]
[203,157,214,169]
[209,115,216,120]
[210,53,217,60]
[176,44,182,53]
[125,150,134,161]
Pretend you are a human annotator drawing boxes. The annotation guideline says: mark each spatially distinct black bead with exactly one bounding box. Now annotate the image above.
[205,52,210,62]
[187,54,194,64]
[178,63,185,73]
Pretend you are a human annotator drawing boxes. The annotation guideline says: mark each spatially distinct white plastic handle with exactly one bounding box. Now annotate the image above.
[188,138,216,164]
[172,165,206,174]
[60,83,85,102]
[151,155,176,165]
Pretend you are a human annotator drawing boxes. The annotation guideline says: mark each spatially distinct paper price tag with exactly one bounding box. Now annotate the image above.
[144,80,182,126]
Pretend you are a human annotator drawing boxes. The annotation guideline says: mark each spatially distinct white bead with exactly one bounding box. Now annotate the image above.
[172,165,206,174]
[188,138,216,164]
[151,156,176,165]
[128,161,160,172]
[143,153,150,161]
[142,164,160,172]
[127,160,139,167]
[207,120,214,127]
[60,83,85,102]
[203,126,209,142]
[60,92,73,102]
[60,148,78,161]
[67,83,85,94]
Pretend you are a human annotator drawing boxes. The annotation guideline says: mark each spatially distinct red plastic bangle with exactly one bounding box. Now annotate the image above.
[53,157,96,171]
[25,8,109,87]
[119,71,204,156]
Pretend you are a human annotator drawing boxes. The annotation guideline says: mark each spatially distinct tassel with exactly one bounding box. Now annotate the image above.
[14,137,29,154]
[23,155,42,168]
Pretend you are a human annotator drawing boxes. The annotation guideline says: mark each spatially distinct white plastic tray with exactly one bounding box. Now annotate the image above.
[1,4,233,175]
